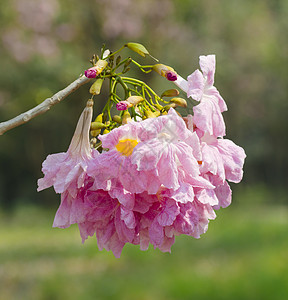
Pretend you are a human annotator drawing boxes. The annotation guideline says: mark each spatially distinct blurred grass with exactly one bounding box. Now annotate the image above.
[1,194,288,300]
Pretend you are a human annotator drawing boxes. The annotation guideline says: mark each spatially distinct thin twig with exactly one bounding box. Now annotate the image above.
[0,75,91,135]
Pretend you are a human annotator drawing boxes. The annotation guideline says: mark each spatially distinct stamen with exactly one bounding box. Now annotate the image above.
[115,139,138,156]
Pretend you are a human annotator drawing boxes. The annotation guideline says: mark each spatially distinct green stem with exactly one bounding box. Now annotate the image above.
[122,77,167,104]
[116,76,129,98]
[131,60,153,73]
[107,45,125,58]
[111,57,131,72]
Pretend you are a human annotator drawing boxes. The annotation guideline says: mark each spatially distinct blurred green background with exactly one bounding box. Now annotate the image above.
[0,0,287,299]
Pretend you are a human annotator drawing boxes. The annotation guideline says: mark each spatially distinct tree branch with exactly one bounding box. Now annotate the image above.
[0,75,91,135]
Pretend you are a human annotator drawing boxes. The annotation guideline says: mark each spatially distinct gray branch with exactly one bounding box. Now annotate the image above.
[0,75,91,135]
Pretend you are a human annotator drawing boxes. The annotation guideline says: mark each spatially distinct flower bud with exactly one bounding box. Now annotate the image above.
[89,78,104,95]
[153,64,178,81]
[96,59,108,72]
[122,110,132,124]
[126,96,144,105]
[116,101,132,111]
[161,89,180,98]
[125,42,149,57]
[144,110,158,118]
[90,129,101,137]
[112,115,122,124]
[90,113,104,137]
[95,113,103,123]
[85,68,97,78]
[90,121,107,130]
[154,110,161,117]
[154,103,164,110]
[116,55,121,65]
[170,97,187,108]
[162,103,177,112]
[166,71,177,81]
[90,137,97,147]
[102,49,110,59]
[84,59,108,79]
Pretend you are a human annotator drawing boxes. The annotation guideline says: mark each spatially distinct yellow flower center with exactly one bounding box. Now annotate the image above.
[115,139,138,156]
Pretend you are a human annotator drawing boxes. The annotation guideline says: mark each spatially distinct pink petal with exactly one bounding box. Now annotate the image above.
[149,219,164,247]
[157,199,180,226]
[53,191,71,228]
[37,152,67,191]
[84,190,117,222]
[163,183,195,204]
[103,232,125,258]
[158,236,175,253]
[96,220,115,250]
[134,192,157,214]
[78,221,97,243]
[199,55,216,86]
[115,207,135,243]
[217,139,246,183]
[193,97,226,137]
[195,188,219,206]
[120,206,136,229]
[187,69,205,101]
[200,143,225,185]
[206,86,227,112]
[213,181,232,209]
[139,229,150,251]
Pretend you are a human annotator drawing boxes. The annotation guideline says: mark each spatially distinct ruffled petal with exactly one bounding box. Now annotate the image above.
[217,139,246,183]
[193,97,226,137]
[213,181,232,209]
[199,55,216,86]
[37,152,67,191]
[187,69,205,101]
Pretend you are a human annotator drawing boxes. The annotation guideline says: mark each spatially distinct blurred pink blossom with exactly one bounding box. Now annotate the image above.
[14,0,59,33]
[2,29,33,62]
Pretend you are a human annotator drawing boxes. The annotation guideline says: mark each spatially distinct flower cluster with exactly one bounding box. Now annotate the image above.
[38,53,245,257]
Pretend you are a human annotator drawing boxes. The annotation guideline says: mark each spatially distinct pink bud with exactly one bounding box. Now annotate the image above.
[166,71,177,81]
[116,101,129,111]
[85,67,97,78]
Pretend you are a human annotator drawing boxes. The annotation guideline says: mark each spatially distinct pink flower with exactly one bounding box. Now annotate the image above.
[173,198,216,238]
[38,101,95,196]
[139,187,217,252]
[174,55,227,137]
[200,132,246,186]
[193,99,226,138]
[187,55,227,111]
[38,100,98,227]
[185,115,246,186]
[87,114,157,194]
[53,178,93,228]
[144,199,180,252]
[87,108,212,196]
[196,176,232,210]
[130,109,209,192]
[188,55,227,137]
[78,189,138,258]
